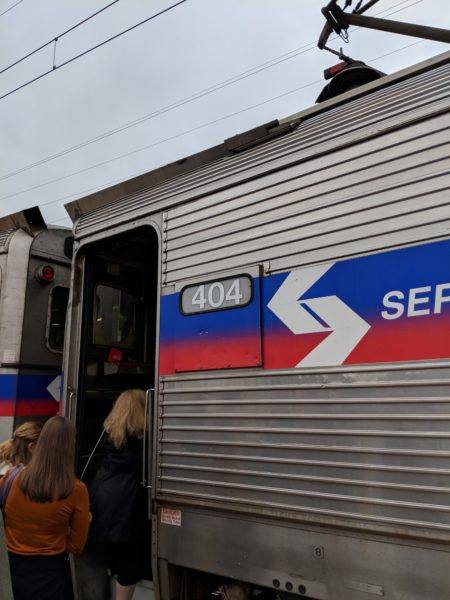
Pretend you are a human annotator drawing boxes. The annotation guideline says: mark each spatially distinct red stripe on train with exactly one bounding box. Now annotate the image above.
[0,400,59,417]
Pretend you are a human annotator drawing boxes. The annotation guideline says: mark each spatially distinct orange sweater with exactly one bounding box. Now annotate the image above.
[0,475,90,556]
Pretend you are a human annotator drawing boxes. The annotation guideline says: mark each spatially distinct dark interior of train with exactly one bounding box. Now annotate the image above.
[70,226,158,597]
[76,225,158,482]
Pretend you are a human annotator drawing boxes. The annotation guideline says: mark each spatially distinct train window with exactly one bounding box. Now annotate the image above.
[93,284,139,350]
[48,286,69,351]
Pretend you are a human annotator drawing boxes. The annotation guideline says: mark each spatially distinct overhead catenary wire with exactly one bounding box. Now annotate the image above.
[0,78,324,205]
[0,36,426,210]
[0,42,317,182]
[0,0,120,75]
[0,0,187,101]
[0,0,24,18]
[0,0,419,77]
[0,0,424,183]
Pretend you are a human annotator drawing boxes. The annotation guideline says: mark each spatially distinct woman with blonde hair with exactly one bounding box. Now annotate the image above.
[89,389,151,600]
[0,415,90,599]
[0,421,43,475]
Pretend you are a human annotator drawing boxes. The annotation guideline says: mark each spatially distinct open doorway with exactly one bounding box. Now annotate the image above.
[74,225,158,600]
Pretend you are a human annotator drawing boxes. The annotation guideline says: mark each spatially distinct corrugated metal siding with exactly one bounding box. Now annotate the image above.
[165,116,450,282]
[75,61,450,274]
[158,363,450,539]
[0,229,13,250]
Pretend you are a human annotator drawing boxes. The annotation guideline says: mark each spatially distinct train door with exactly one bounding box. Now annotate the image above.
[73,225,159,599]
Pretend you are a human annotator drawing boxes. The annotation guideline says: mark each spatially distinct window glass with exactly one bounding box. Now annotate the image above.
[93,284,138,350]
[48,286,69,351]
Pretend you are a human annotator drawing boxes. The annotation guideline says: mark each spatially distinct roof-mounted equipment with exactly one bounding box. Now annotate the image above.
[316,59,385,102]
[318,0,450,52]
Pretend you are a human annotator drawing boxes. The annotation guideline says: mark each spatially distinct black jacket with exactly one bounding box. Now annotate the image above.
[89,436,147,543]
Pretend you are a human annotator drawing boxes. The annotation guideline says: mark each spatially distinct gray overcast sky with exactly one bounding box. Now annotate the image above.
[0,0,448,226]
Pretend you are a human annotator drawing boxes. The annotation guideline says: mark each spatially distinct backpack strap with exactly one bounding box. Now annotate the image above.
[0,466,22,516]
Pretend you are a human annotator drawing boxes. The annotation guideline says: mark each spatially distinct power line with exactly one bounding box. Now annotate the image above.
[0,0,24,18]
[0,43,318,182]
[0,0,187,101]
[369,38,423,62]
[0,0,120,75]
[0,78,323,205]
[0,36,426,209]
[0,0,423,183]
[381,0,424,17]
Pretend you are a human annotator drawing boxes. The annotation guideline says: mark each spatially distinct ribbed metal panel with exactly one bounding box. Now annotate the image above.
[158,362,450,538]
[74,60,450,267]
[0,229,13,249]
[165,116,450,282]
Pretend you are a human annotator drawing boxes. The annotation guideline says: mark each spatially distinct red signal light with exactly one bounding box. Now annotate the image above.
[35,265,55,284]
[323,62,348,80]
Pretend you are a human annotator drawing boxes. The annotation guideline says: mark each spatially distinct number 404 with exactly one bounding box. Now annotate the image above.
[192,279,244,310]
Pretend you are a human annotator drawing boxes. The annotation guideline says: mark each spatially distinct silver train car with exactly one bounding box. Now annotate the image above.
[64,50,450,600]
[0,207,72,441]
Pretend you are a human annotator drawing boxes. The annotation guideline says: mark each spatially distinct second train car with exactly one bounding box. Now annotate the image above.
[0,207,72,440]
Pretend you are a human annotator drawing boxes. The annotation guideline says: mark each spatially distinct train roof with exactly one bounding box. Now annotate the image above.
[65,49,450,232]
[0,207,45,249]
[0,206,45,235]
[0,206,70,253]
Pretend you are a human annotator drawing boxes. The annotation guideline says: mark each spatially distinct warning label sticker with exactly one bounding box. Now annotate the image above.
[161,508,182,526]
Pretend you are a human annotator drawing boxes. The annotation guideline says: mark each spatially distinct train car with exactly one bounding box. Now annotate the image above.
[64,50,450,600]
[0,207,72,441]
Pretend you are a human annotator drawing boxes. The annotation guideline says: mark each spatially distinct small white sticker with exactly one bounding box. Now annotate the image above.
[3,350,16,363]
[344,579,384,596]
[161,508,181,526]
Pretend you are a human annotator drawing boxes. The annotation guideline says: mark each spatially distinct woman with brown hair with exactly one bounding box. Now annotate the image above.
[89,389,151,600]
[0,421,43,475]
[0,415,90,600]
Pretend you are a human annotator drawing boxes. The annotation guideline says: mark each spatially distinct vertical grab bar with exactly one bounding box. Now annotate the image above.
[142,388,154,489]
[66,388,75,419]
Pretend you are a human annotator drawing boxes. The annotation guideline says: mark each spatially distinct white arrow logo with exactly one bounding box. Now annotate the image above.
[267,264,370,367]
[46,375,62,402]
